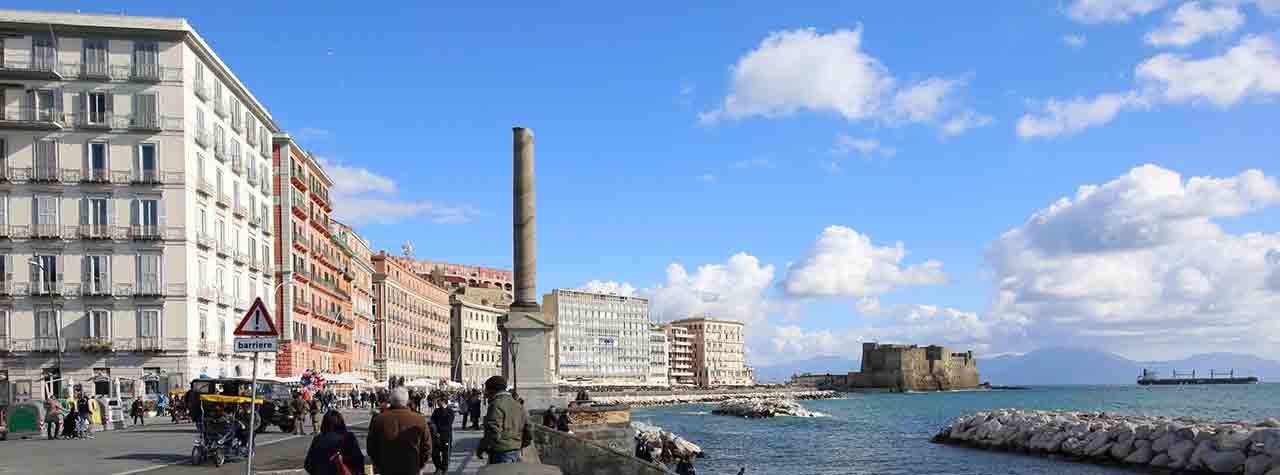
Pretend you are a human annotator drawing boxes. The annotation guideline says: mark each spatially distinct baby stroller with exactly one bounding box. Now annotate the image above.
[190,395,250,467]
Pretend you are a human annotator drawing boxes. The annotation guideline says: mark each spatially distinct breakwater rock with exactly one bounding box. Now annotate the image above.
[712,398,817,418]
[633,421,704,463]
[932,409,1280,474]
[593,389,837,408]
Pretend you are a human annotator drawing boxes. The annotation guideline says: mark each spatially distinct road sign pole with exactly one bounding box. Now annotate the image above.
[246,351,258,475]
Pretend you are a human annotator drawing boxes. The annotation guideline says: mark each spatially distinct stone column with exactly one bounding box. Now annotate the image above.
[513,127,538,308]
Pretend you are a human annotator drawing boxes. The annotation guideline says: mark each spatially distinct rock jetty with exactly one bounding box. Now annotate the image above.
[712,398,817,418]
[633,421,704,464]
[932,409,1280,474]
[593,389,836,408]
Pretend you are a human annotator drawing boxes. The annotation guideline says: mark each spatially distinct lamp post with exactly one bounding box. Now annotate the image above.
[29,257,62,398]
[509,338,520,392]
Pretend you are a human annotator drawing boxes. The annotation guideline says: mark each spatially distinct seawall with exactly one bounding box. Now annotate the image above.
[592,389,837,408]
[932,408,1280,474]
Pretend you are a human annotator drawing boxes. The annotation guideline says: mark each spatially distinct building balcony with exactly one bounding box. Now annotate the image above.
[231,116,243,133]
[31,223,63,239]
[79,168,112,184]
[0,107,67,130]
[196,178,214,196]
[194,81,211,101]
[234,297,249,311]
[128,224,163,240]
[247,214,262,228]
[231,158,244,176]
[214,99,228,118]
[216,191,231,208]
[0,55,64,79]
[217,291,233,307]
[195,128,212,148]
[0,224,29,239]
[233,250,248,266]
[198,285,216,302]
[292,234,310,253]
[219,343,233,356]
[233,204,248,218]
[127,64,182,82]
[77,223,115,240]
[293,298,310,313]
[29,281,68,297]
[213,143,226,162]
[262,263,274,277]
[131,170,183,185]
[127,114,183,132]
[28,167,79,184]
[81,283,113,298]
[196,231,215,249]
[133,282,164,297]
[216,241,233,257]
[248,257,262,271]
[246,172,259,186]
[197,339,215,354]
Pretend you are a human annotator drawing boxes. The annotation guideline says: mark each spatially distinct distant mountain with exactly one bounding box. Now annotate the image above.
[978,348,1280,385]
[752,355,859,383]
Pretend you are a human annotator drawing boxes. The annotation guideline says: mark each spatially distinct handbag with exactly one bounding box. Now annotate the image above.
[329,432,355,475]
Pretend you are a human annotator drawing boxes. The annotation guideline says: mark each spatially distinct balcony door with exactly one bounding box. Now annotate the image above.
[136,254,161,295]
[88,309,110,339]
[31,255,59,294]
[138,143,158,181]
[132,42,159,79]
[137,309,161,345]
[32,36,57,71]
[87,141,108,180]
[84,255,110,295]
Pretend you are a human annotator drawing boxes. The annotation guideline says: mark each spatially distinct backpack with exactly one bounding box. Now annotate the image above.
[329,432,355,475]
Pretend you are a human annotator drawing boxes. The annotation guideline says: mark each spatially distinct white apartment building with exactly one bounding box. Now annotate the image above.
[647,323,669,388]
[544,288,653,386]
[0,10,278,400]
[450,294,503,389]
[663,323,695,387]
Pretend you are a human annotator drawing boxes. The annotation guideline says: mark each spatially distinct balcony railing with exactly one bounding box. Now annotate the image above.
[248,257,262,271]
[247,214,262,228]
[196,231,215,249]
[216,241,232,257]
[129,64,182,82]
[80,168,111,183]
[197,339,215,354]
[0,107,67,130]
[197,178,214,196]
[214,141,226,162]
[262,263,274,276]
[194,81,211,101]
[127,114,183,132]
[32,223,62,239]
[216,290,232,307]
[132,170,183,185]
[234,298,249,311]
[233,204,247,218]
[1,57,63,79]
[129,224,163,240]
[233,250,248,265]
[133,282,163,297]
[28,167,77,184]
[216,192,231,208]
[78,223,114,239]
[195,128,211,148]
[214,99,228,118]
[198,285,216,302]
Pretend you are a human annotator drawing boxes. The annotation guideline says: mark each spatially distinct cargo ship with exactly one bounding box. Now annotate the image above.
[1137,369,1259,385]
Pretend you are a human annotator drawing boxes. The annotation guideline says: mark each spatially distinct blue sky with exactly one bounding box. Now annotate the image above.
[26,1,1280,363]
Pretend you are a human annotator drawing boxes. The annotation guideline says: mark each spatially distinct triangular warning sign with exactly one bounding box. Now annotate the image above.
[234,297,278,336]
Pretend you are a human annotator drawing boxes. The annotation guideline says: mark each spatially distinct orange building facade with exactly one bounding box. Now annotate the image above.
[333,221,376,383]
[271,135,353,377]
[372,252,451,382]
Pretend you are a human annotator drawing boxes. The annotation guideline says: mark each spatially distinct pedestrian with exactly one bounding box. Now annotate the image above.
[429,398,454,474]
[460,393,471,429]
[467,392,482,430]
[99,398,111,432]
[309,395,321,433]
[45,397,63,440]
[366,387,431,475]
[290,392,309,435]
[185,386,204,433]
[76,393,93,438]
[304,410,364,475]
[541,406,557,428]
[476,375,528,464]
[556,409,571,433]
[157,393,168,417]
[131,398,145,426]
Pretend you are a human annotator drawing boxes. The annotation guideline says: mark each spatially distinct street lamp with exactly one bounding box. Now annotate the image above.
[30,257,63,398]
[509,337,520,392]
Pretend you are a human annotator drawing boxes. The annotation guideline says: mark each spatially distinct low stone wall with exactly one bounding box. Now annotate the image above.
[532,424,670,475]
[932,409,1280,474]
[593,389,836,408]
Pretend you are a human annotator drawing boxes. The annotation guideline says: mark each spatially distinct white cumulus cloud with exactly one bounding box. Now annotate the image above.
[319,158,478,225]
[1066,0,1168,23]
[699,27,988,135]
[647,253,777,325]
[1145,1,1244,47]
[1019,35,1280,139]
[831,134,896,158]
[579,280,638,297]
[782,226,947,297]
[987,164,1280,357]
[1063,34,1088,48]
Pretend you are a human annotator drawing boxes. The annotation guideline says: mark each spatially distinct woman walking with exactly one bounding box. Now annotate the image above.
[130,398,145,426]
[44,397,64,440]
[304,411,365,475]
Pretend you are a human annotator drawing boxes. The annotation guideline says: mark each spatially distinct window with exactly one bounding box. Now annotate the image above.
[32,36,57,71]
[199,314,208,341]
[132,41,159,79]
[197,154,206,183]
[214,125,225,158]
[81,197,109,236]
[0,309,8,343]
[84,92,109,125]
[138,143,158,180]
[31,88,60,122]
[82,39,108,76]
[132,198,160,233]
[214,81,223,108]
[138,309,160,338]
[195,62,205,88]
[35,308,57,338]
[34,140,57,181]
[196,109,205,136]
[34,195,59,234]
[88,309,110,338]
[198,208,208,235]
[137,254,161,294]
[133,94,158,128]
[217,219,226,245]
[198,259,208,287]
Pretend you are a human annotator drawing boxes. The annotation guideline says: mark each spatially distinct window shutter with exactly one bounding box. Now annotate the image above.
[158,199,166,227]
[105,93,114,120]
[30,196,38,226]
[57,254,64,284]
[79,197,88,226]
[77,92,85,125]
[86,311,93,337]
[108,197,115,225]
[54,88,64,117]
[130,199,139,226]
[29,256,36,285]
[104,255,111,289]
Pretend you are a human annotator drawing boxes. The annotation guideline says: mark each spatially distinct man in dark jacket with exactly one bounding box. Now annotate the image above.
[467,392,482,430]
[476,376,527,464]
[367,387,431,475]
[429,397,455,474]
[289,392,308,435]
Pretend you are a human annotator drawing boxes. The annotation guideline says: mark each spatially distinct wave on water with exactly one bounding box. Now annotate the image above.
[679,411,710,415]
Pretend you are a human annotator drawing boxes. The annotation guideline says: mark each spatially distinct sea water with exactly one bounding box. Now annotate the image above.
[631,384,1280,475]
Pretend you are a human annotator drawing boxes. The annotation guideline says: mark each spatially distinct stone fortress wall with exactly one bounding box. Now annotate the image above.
[848,342,980,391]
